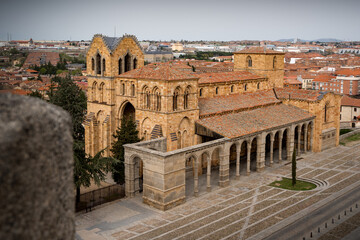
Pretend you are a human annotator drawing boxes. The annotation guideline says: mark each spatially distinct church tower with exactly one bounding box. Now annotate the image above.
[233,47,285,88]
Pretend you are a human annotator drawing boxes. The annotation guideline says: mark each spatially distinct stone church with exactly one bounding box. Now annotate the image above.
[85,34,341,210]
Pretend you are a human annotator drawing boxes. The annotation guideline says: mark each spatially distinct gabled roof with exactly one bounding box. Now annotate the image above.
[199,90,280,117]
[234,47,284,55]
[341,95,360,107]
[89,34,144,54]
[119,63,198,81]
[197,71,263,84]
[197,104,313,138]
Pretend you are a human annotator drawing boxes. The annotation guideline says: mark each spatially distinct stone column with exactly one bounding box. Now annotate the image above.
[0,94,75,240]
[270,135,274,166]
[207,158,211,192]
[247,141,251,175]
[278,133,283,162]
[219,153,230,187]
[236,143,241,180]
[297,126,301,156]
[194,158,199,197]
[304,125,308,153]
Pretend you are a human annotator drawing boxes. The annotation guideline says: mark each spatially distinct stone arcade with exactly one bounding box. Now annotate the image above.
[85,34,341,210]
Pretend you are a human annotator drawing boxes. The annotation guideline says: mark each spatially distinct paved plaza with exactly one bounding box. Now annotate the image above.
[76,143,360,240]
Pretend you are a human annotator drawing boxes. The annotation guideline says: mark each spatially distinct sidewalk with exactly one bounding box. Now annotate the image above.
[76,143,360,240]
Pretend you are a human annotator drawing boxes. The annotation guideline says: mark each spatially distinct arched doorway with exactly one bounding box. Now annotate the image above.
[229,144,237,179]
[265,134,271,166]
[240,141,248,175]
[250,138,257,172]
[282,129,288,160]
[122,102,135,122]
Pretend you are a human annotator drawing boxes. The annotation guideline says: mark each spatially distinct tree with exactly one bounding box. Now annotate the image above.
[73,141,117,203]
[292,148,297,186]
[111,118,141,184]
[28,90,43,99]
[50,76,116,203]
[50,76,86,141]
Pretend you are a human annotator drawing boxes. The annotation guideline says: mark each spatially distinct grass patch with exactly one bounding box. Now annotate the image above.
[270,178,316,191]
[346,133,360,141]
[340,129,352,135]
[340,133,360,146]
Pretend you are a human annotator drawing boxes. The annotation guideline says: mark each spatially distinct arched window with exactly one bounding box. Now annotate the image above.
[99,82,105,102]
[125,53,131,72]
[91,58,95,71]
[153,88,161,111]
[102,58,106,74]
[257,83,260,89]
[96,53,101,74]
[273,56,277,69]
[122,83,125,95]
[133,58,137,69]
[173,87,181,111]
[231,85,234,93]
[244,83,248,91]
[131,84,135,96]
[146,91,150,109]
[247,56,252,67]
[92,82,97,101]
[173,92,178,111]
[184,89,189,109]
[215,87,219,95]
[142,86,150,109]
[118,58,123,74]
[156,92,161,111]
[199,88,203,97]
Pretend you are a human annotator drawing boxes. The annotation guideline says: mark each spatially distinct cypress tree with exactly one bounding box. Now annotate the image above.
[292,147,297,186]
[111,118,141,184]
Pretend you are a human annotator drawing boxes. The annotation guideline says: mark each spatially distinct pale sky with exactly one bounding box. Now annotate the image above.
[1,0,359,41]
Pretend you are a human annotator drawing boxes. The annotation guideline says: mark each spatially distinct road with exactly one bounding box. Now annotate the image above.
[264,184,360,240]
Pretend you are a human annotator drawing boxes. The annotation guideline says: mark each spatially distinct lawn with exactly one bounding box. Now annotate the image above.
[340,133,360,146]
[270,178,316,191]
[340,129,352,135]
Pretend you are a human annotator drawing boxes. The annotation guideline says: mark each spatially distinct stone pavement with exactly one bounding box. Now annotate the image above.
[76,143,360,240]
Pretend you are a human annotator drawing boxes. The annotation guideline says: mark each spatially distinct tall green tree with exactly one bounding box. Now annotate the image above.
[111,118,141,184]
[50,75,86,141]
[50,76,116,203]
[292,148,297,186]
[74,141,117,203]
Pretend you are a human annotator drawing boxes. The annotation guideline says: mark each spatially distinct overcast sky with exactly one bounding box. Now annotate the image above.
[1,0,359,41]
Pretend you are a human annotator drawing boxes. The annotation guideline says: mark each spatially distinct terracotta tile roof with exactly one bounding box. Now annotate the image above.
[23,52,60,68]
[312,74,335,82]
[274,87,327,101]
[336,68,360,76]
[197,104,314,138]
[341,95,360,107]
[199,90,280,117]
[284,78,302,85]
[197,71,263,84]
[235,47,284,55]
[119,63,198,81]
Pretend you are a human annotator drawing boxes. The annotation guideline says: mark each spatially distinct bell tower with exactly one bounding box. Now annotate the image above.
[233,47,285,88]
